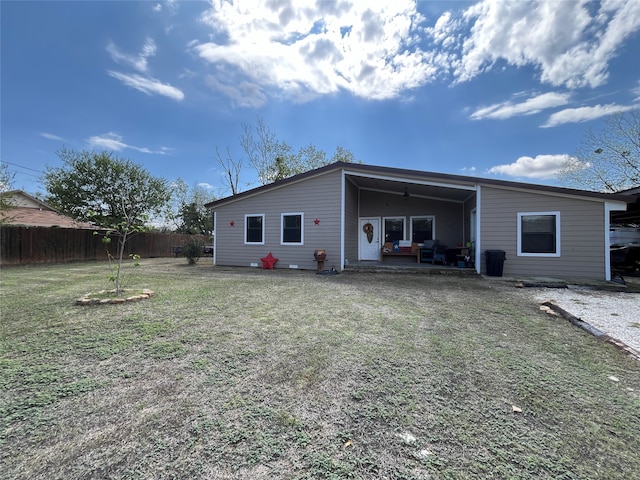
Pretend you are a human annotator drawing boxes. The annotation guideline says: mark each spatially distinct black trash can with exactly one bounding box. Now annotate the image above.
[485,250,506,277]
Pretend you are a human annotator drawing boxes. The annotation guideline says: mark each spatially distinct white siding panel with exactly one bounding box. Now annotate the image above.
[480,187,606,278]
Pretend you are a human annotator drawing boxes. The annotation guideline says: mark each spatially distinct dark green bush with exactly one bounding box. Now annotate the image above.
[183,237,204,264]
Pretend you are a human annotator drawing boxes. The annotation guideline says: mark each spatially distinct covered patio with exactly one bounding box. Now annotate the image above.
[343,169,479,272]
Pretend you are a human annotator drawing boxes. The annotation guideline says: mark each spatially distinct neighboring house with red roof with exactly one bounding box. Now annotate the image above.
[0,190,96,229]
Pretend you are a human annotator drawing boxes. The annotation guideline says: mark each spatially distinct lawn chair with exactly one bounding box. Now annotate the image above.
[420,240,447,264]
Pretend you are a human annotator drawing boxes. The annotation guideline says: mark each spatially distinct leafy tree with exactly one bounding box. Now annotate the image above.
[176,201,213,235]
[44,149,171,294]
[166,182,214,235]
[237,116,358,186]
[559,109,640,192]
[0,162,16,225]
[160,180,215,233]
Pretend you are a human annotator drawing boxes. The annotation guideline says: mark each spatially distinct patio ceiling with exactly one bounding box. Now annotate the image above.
[346,174,475,203]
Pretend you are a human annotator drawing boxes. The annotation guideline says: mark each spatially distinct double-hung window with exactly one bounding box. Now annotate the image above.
[517,212,560,256]
[281,213,303,245]
[410,216,434,243]
[245,214,265,245]
[384,217,405,243]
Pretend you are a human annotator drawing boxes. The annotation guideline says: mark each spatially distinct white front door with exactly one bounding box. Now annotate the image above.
[359,218,381,260]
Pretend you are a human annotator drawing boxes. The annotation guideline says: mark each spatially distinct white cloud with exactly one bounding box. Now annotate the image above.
[197,182,214,190]
[88,133,128,151]
[106,38,156,73]
[426,11,461,50]
[194,1,439,105]
[451,0,640,89]
[40,133,65,141]
[471,92,571,120]
[633,81,640,101]
[488,154,574,179]
[153,0,178,14]
[86,132,170,155]
[179,68,197,80]
[106,37,184,101]
[541,103,637,127]
[107,71,184,101]
[188,1,640,107]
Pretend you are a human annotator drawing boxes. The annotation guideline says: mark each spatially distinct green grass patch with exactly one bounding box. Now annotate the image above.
[1,259,639,479]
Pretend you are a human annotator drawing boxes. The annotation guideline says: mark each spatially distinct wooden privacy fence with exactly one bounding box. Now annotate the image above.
[0,226,211,265]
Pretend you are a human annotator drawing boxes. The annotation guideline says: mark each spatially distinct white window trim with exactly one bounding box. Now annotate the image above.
[383,216,406,242]
[244,213,265,245]
[517,211,561,257]
[280,212,304,245]
[409,215,436,243]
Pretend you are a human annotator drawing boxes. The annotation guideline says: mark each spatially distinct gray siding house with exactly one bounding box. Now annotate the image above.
[206,162,633,280]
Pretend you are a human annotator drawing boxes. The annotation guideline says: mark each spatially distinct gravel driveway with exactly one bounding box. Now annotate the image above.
[529,287,640,353]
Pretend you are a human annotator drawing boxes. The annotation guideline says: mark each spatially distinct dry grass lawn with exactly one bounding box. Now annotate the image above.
[1,258,639,479]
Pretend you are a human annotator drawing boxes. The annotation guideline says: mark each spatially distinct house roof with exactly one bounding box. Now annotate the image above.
[1,190,97,229]
[206,161,634,209]
[3,190,54,210]
[617,185,640,196]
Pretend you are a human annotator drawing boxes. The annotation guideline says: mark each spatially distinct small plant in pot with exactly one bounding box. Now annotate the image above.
[183,237,204,264]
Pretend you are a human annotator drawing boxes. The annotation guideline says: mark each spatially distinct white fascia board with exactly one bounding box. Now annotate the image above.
[605,200,629,212]
[604,201,626,281]
[475,186,482,274]
[340,169,346,270]
[344,170,477,191]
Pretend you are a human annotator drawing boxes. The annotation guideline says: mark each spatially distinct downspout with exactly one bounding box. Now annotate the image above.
[475,185,481,274]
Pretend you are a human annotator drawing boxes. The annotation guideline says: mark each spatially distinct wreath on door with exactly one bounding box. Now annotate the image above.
[362,222,374,243]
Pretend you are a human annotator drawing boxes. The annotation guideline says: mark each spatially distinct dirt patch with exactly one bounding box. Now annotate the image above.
[76,288,155,305]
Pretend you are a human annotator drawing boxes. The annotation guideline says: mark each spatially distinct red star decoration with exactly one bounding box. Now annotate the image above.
[229,220,235,227]
[260,252,278,269]
[314,218,320,225]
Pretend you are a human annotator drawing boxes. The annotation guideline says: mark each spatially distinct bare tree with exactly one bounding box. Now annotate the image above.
[214,146,242,195]
[240,117,296,185]
[214,116,358,191]
[559,109,640,192]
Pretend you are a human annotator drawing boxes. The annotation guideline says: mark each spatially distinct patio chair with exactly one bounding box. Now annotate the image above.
[420,240,447,264]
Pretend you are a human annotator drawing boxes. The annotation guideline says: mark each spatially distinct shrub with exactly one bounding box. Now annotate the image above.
[183,237,204,264]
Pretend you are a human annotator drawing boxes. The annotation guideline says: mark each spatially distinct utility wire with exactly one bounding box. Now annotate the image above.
[0,161,45,174]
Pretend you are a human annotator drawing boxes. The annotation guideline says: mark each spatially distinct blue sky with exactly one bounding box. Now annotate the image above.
[2,0,639,198]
